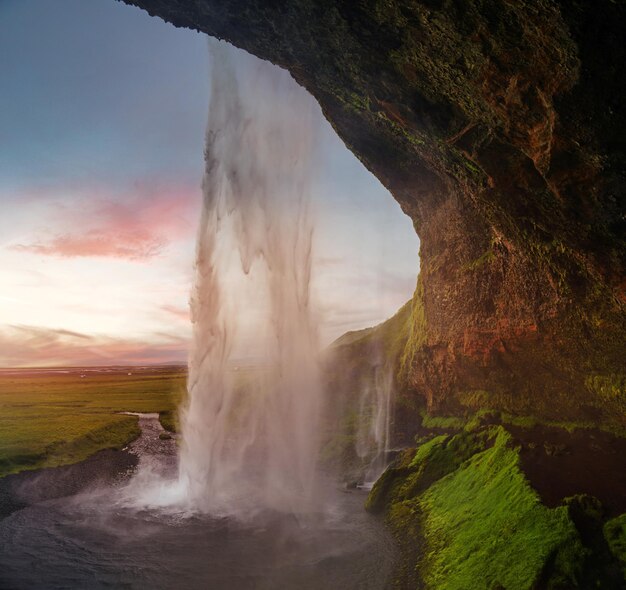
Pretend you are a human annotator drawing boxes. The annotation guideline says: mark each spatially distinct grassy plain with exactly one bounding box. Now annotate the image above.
[0,367,185,478]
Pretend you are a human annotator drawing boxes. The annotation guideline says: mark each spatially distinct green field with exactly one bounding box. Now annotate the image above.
[0,367,186,478]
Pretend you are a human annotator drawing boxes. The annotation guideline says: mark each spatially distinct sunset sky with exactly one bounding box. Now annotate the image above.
[0,0,419,367]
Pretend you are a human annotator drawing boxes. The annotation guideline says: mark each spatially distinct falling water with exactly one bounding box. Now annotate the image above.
[177,42,322,515]
[355,363,393,486]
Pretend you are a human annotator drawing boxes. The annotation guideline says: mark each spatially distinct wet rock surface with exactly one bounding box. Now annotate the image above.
[511,425,626,517]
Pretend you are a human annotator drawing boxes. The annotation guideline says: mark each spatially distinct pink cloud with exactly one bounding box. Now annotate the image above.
[9,183,199,261]
[160,304,190,321]
[12,229,166,260]
[0,324,189,367]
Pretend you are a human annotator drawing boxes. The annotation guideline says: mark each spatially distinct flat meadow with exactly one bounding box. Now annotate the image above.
[0,366,186,478]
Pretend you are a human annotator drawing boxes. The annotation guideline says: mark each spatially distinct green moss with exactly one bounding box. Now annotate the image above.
[367,430,489,513]
[462,157,483,176]
[458,389,518,412]
[364,447,416,513]
[605,514,626,577]
[417,400,626,439]
[409,434,449,467]
[399,276,427,382]
[336,89,372,112]
[403,431,491,502]
[368,426,591,588]
[419,428,582,589]
[375,110,426,147]
[585,374,626,411]
[460,248,496,272]
[387,497,423,588]
[420,411,465,430]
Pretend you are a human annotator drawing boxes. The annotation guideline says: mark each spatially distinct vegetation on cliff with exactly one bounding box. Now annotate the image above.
[605,514,626,579]
[324,309,626,585]
[367,425,626,588]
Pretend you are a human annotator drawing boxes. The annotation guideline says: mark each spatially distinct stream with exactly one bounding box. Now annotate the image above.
[0,413,397,590]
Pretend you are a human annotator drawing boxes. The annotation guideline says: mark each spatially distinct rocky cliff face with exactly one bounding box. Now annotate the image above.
[123,0,625,425]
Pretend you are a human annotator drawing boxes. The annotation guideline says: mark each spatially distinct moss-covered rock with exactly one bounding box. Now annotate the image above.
[605,514,626,580]
[367,426,626,588]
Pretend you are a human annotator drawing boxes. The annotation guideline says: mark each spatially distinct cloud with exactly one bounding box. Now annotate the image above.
[9,325,94,341]
[12,229,166,260]
[0,324,188,367]
[9,183,199,261]
[153,331,188,343]
[160,304,190,321]
[315,256,343,268]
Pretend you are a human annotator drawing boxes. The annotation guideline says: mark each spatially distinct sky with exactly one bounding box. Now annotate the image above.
[0,0,419,367]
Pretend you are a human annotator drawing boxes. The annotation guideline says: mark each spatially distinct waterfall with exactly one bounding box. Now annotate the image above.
[177,42,322,515]
[355,363,393,487]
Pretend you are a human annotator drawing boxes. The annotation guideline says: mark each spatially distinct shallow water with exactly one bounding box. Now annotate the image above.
[0,415,396,590]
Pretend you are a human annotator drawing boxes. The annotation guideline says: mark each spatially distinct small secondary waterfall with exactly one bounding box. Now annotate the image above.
[178,42,322,515]
[355,363,394,486]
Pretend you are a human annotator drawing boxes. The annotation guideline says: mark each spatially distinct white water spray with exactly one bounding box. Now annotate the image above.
[177,42,322,515]
[355,364,393,486]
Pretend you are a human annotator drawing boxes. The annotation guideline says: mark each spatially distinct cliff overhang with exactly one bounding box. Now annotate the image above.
[121,0,626,426]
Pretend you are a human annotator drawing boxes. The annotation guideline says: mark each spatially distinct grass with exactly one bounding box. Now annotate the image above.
[0,367,185,478]
[368,427,592,588]
[158,409,179,433]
